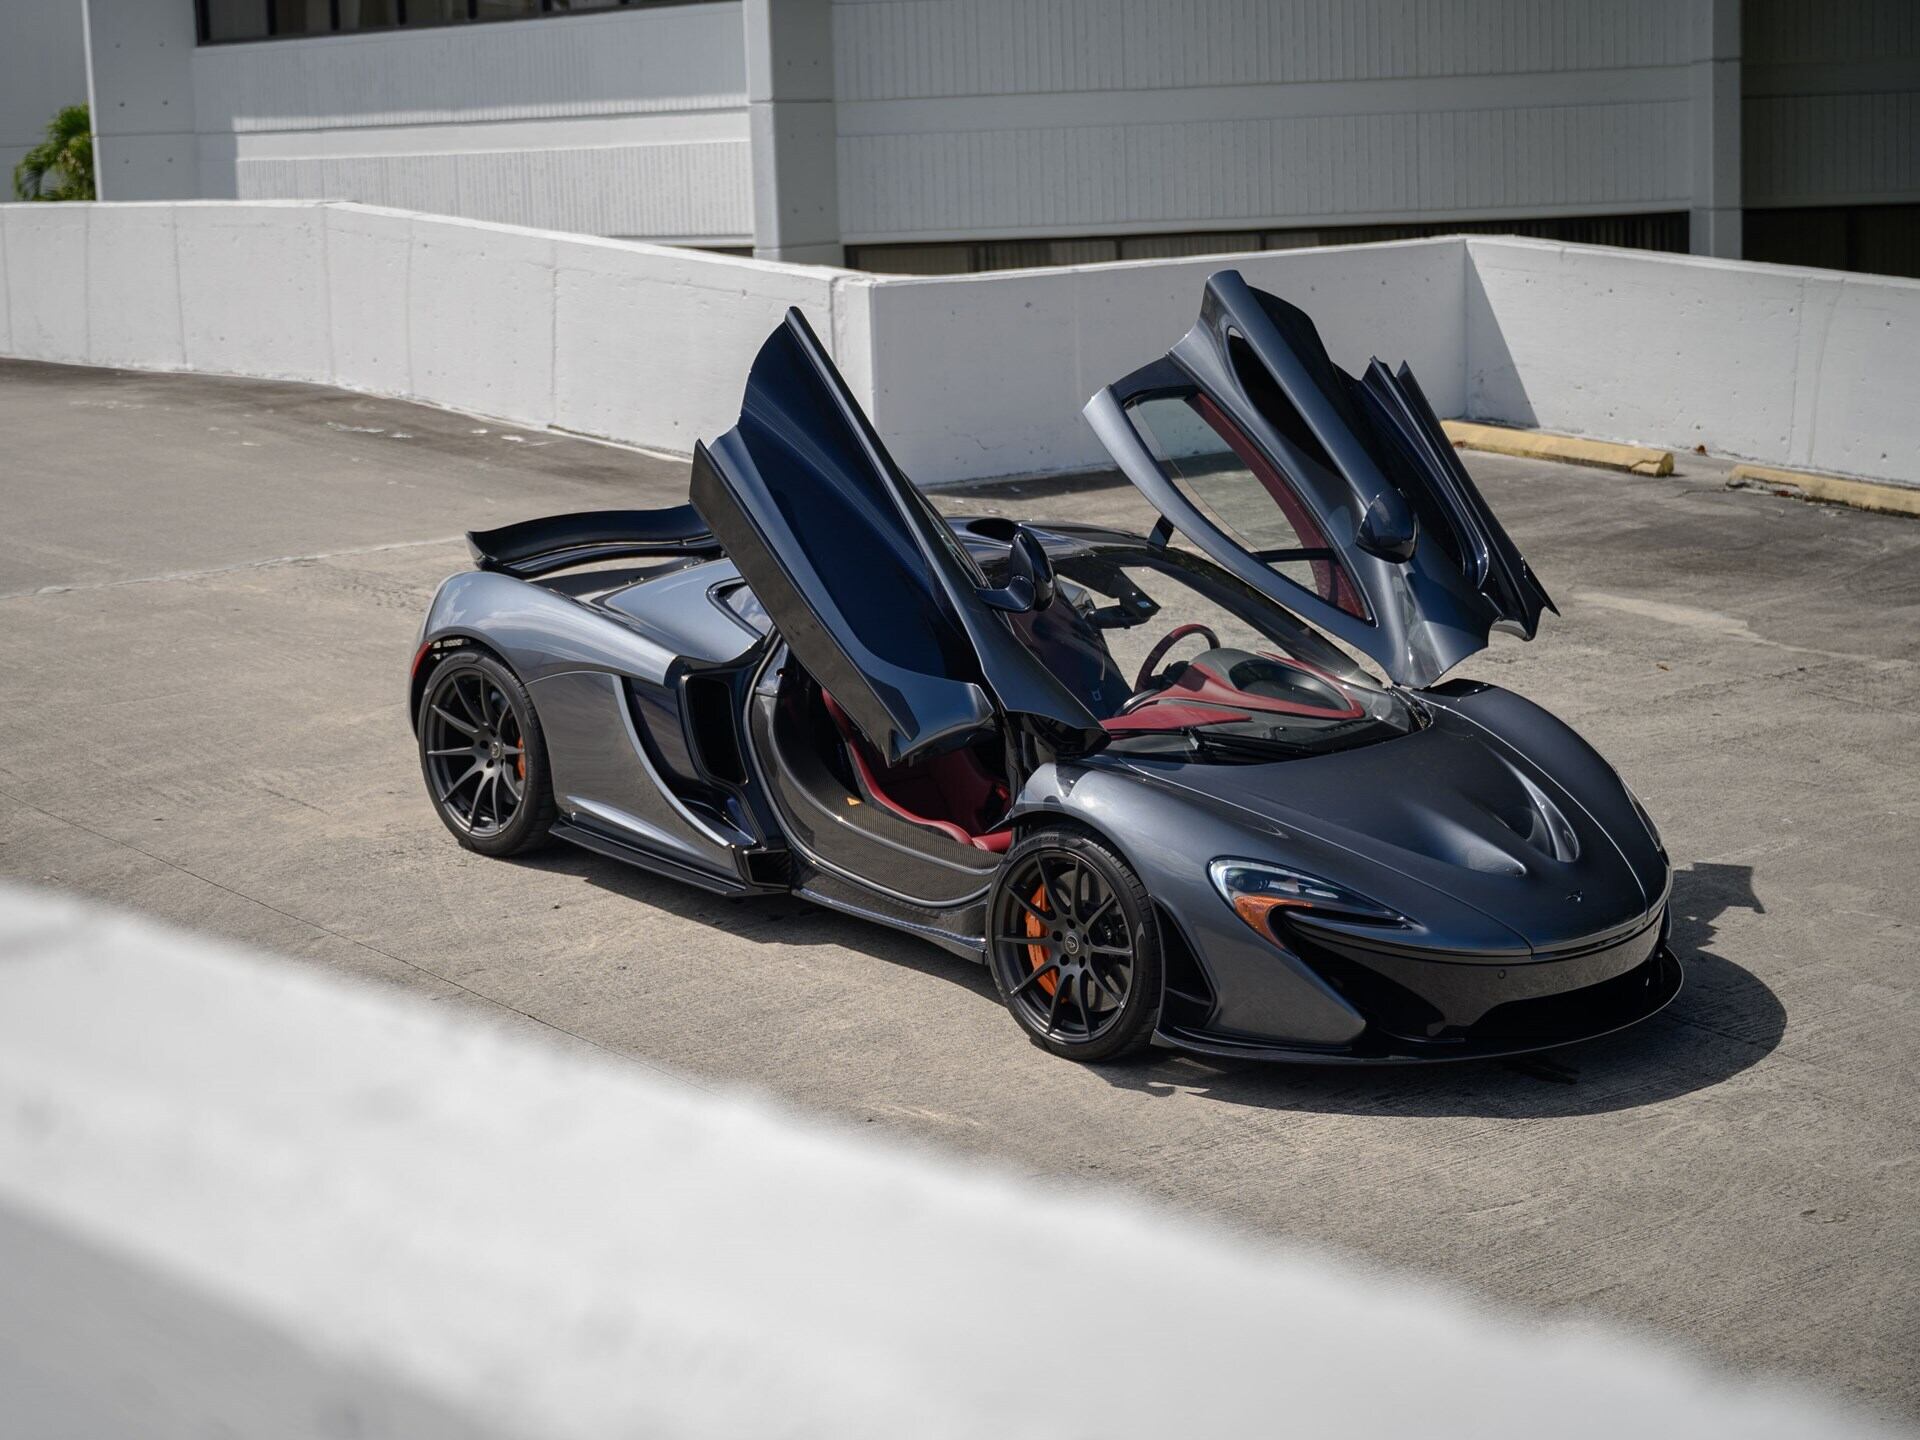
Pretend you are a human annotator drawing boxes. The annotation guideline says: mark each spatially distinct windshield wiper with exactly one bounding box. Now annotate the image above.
[1180,727,1312,762]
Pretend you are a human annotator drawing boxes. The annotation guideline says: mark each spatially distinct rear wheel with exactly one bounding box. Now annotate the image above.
[986,828,1162,1062]
[418,649,556,857]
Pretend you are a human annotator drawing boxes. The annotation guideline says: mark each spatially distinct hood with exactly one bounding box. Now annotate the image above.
[1134,711,1658,954]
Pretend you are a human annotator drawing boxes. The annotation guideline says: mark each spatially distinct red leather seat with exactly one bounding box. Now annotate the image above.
[819,693,1013,853]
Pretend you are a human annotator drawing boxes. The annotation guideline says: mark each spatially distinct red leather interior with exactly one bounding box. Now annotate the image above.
[820,693,1013,853]
[1101,701,1247,733]
[1155,657,1363,720]
[1108,652,1364,732]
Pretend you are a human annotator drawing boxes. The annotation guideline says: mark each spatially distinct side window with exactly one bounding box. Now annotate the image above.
[1124,391,1369,621]
[716,581,772,636]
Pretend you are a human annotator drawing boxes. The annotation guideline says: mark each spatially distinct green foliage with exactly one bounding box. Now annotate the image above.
[14,104,95,202]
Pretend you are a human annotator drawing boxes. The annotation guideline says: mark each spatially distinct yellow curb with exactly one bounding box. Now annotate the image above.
[1441,420,1674,476]
[1727,464,1920,520]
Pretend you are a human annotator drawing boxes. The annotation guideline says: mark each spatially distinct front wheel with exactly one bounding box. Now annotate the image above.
[986,828,1162,1062]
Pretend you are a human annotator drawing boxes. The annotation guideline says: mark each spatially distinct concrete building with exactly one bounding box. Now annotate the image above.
[5,0,1917,275]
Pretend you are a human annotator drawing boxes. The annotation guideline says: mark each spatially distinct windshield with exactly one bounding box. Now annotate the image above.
[994,538,1420,762]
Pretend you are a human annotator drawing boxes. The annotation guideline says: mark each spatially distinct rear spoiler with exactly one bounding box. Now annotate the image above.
[467,505,723,578]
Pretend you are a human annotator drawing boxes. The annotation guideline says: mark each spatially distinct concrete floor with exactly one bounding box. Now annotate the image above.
[3,360,1917,1416]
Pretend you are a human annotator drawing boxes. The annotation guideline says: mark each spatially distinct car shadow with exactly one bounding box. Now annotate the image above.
[513,848,1781,1120]
[507,845,1006,999]
[1094,860,1783,1119]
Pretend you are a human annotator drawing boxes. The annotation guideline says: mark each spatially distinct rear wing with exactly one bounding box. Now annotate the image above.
[467,505,723,579]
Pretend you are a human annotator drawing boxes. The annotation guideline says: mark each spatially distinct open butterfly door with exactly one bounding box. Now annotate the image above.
[1085,270,1553,688]
[691,309,1105,767]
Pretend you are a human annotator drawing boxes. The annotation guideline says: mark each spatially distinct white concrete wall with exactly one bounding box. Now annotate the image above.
[0,200,848,457]
[190,3,751,242]
[1464,236,1920,485]
[832,0,1701,245]
[4,200,1918,488]
[0,883,1899,1439]
[863,237,1466,482]
[1743,0,1920,210]
[0,200,1466,481]
[0,0,89,176]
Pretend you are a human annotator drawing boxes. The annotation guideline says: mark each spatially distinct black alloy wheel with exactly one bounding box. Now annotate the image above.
[986,828,1162,1062]
[418,649,555,856]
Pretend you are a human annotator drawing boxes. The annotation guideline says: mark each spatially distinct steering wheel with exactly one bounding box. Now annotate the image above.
[1133,623,1220,694]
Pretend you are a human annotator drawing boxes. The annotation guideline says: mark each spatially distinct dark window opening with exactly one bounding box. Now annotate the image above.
[1745,204,1920,281]
[196,0,716,44]
[847,213,1688,276]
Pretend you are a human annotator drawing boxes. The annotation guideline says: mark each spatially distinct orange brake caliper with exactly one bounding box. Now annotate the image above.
[1024,883,1058,996]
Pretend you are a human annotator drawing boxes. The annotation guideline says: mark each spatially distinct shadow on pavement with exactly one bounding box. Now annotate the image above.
[517,847,1782,1121]
[510,844,1004,1000]
[1098,860,1783,1120]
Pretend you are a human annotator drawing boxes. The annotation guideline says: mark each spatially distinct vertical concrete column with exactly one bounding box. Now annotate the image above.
[1,0,89,173]
[744,0,841,266]
[1689,0,1742,258]
[81,0,199,200]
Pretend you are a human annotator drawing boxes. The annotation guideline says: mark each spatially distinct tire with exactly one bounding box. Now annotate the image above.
[417,648,557,857]
[985,827,1163,1063]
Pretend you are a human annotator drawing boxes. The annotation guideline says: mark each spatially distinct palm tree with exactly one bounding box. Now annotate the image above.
[14,104,94,202]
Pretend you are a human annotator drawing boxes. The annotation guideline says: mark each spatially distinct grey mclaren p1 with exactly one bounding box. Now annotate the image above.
[410,270,1678,1064]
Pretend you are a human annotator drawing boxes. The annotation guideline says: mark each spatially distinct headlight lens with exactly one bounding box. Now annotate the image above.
[1624,784,1665,855]
[1207,858,1406,939]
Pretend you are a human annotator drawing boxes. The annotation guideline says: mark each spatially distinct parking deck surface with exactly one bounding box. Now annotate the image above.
[4,359,1917,1416]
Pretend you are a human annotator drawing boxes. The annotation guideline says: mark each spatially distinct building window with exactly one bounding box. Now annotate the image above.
[195,0,709,44]
[340,0,402,26]
[200,0,269,42]
[405,0,469,25]
[847,213,1690,277]
[1745,205,1920,281]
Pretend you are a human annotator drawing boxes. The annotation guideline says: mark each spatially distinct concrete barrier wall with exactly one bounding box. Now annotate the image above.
[0,883,1899,1439]
[1466,237,1920,486]
[3,201,1917,488]
[0,200,854,461]
[862,238,1466,483]
[0,200,1464,483]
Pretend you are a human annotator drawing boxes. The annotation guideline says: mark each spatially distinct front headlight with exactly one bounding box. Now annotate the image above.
[1207,858,1406,940]
[1624,784,1665,856]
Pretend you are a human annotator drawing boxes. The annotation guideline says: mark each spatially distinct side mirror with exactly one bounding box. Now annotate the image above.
[978,526,1057,613]
[1355,493,1417,564]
